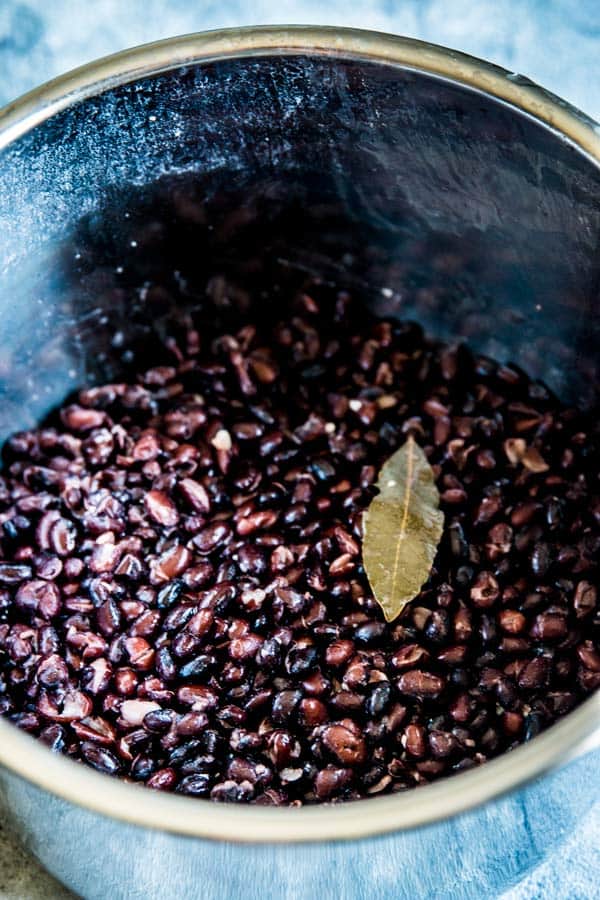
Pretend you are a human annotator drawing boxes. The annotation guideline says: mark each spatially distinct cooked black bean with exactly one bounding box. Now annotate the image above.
[355,621,386,645]
[156,581,183,610]
[366,682,391,717]
[80,743,121,776]
[177,773,212,796]
[285,646,318,676]
[0,271,598,808]
[0,563,33,585]
[178,654,216,679]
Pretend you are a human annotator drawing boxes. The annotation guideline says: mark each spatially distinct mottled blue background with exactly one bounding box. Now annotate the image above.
[0,2,599,898]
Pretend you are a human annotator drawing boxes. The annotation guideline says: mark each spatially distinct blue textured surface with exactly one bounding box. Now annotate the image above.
[0,3,599,898]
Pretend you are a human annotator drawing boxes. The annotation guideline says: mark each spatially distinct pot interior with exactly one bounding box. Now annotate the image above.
[0,53,599,451]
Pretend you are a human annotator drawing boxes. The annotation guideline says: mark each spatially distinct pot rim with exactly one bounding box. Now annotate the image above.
[0,24,599,843]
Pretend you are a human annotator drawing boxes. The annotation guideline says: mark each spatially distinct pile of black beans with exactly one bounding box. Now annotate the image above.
[0,281,598,805]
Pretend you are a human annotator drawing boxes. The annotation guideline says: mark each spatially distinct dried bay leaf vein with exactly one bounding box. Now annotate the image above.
[390,433,415,606]
[363,435,444,622]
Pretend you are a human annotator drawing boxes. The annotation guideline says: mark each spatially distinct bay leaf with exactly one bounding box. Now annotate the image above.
[362,435,444,622]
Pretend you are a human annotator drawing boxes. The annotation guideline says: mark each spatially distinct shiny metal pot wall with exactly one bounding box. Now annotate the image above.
[0,26,599,900]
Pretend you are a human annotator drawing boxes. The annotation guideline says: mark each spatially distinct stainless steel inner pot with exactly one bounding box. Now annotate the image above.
[0,25,600,900]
